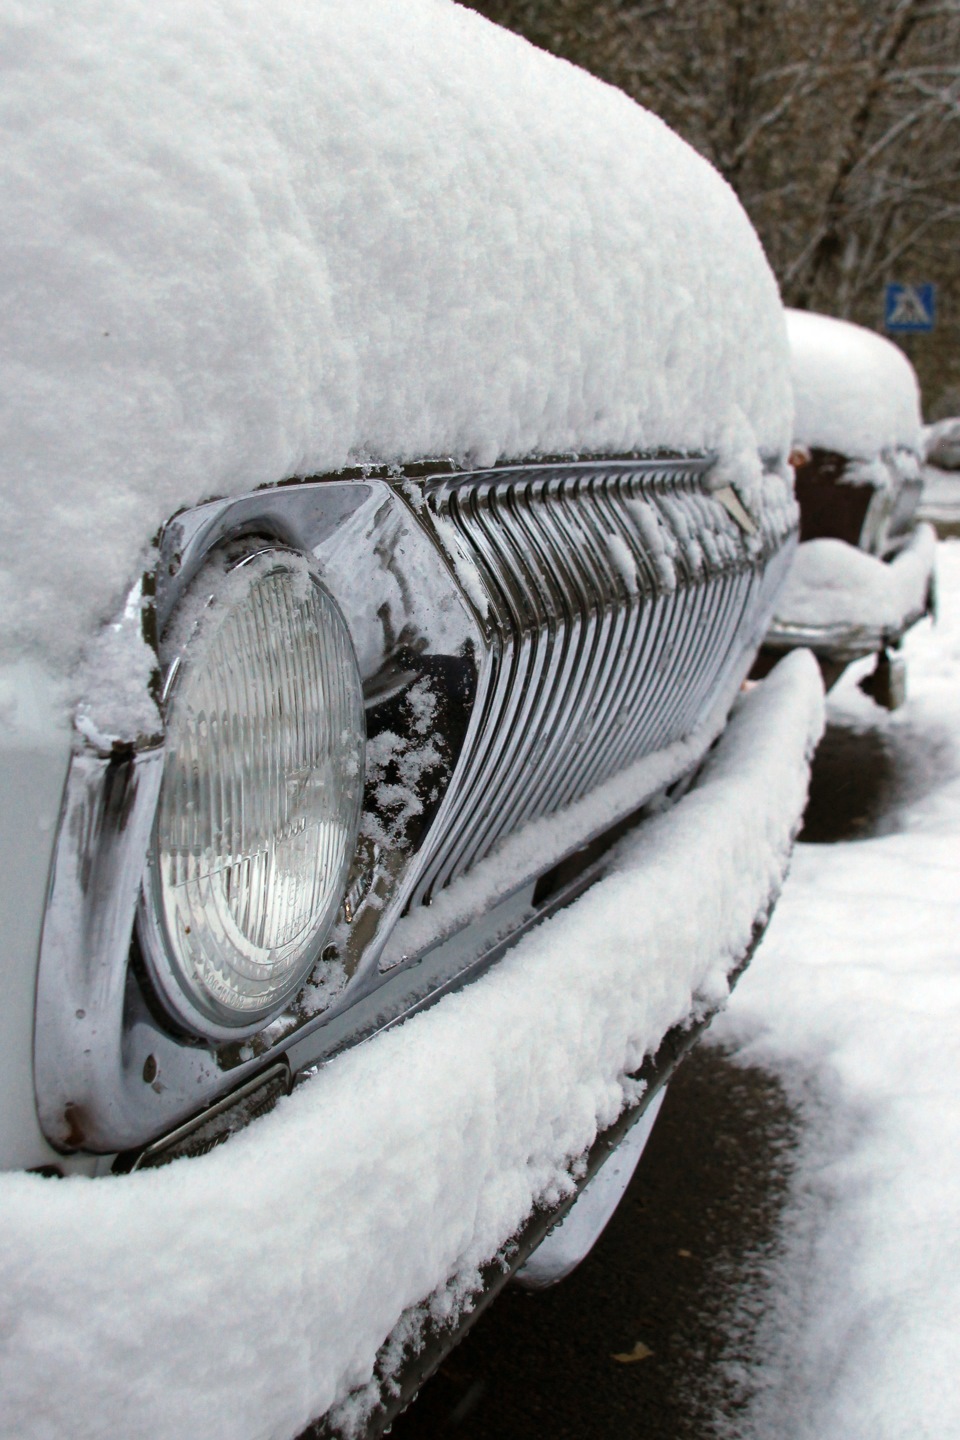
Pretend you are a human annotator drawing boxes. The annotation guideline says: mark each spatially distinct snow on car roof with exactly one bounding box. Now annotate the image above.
[1,0,790,676]
[786,310,922,460]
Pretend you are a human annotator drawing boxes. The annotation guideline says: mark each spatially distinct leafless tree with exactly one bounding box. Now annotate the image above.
[465,0,960,414]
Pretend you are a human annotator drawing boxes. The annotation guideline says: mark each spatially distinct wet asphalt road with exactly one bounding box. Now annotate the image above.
[390,716,897,1439]
[391,1046,798,1440]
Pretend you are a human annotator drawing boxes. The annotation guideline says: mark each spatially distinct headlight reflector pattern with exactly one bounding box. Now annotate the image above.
[145,551,364,1034]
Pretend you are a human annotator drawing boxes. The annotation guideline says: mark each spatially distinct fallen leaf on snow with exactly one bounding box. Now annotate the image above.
[612,1341,654,1364]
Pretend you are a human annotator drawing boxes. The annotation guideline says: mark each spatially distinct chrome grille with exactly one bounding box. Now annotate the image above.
[410,461,792,906]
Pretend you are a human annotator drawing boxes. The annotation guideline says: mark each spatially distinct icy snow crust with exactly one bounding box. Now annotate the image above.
[713,540,960,1440]
[1,0,791,676]
[772,524,936,631]
[0,654,823,1440]
[786,310,922,459]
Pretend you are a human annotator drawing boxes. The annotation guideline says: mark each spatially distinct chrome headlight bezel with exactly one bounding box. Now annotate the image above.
[33,476,483,1155]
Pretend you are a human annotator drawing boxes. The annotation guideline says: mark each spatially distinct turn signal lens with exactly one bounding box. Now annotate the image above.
[144,551,364,1034]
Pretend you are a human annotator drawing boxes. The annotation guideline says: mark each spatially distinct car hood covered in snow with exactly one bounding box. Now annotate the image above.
[786,309,922,461]
[0,0,794,686]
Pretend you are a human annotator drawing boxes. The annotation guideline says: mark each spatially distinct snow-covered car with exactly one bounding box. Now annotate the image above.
[760,310,937,705]
[0,4,823,1438]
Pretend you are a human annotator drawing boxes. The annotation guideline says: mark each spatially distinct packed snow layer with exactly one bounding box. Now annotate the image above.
[713,539,960,1440]
[0,0,792,677]
[786,310,922,459]
[0,653,823,1440]
[772,525,936,631]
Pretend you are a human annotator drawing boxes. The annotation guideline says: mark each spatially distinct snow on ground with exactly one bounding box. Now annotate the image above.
[0,653,823,1440]
[713,538,960,1440]
[787,310,922,460]
[1,0,791,679]
[772,523,936,631]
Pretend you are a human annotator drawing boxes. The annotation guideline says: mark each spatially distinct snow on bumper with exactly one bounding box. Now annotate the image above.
[765,524,937,663]
[0,652,824,1440]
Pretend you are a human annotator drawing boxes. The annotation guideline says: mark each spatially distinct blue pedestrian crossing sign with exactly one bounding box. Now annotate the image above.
[885,283,936,332]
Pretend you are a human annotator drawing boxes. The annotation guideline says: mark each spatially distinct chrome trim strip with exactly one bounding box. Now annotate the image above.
[764,604,929,663]
[121,1062,291,1173]
[35,744,165,1151]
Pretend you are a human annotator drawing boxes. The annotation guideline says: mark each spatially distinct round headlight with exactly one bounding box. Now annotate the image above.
[142,548,364,1037]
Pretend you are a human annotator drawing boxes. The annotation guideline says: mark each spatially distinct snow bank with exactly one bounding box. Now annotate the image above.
[773,525,936,631]
[787,311,922,459]
[713,539,960,1440]
[0,654,823,1440]
[0,0,791,677]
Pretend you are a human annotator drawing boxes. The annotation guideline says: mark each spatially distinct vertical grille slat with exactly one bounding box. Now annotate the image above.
[448,483,561,879]
[529,479,615,818]
[408,460,793,910]
[553,478,639,799]
[424,487,545,897]
[644,570,712,755]
[672,566,739,736]
[482,479,587,842]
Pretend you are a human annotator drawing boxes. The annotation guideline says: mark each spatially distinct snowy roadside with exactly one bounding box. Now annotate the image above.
[713,538,960,1440]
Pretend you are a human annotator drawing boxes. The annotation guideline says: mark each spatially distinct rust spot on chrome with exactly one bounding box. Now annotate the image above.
[61,1102,87,1149]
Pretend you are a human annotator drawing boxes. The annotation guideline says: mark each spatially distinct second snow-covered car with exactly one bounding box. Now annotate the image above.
[761,310,936,704]
[0,3,823,1437]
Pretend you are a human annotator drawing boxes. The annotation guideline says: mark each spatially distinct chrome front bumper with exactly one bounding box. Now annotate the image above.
[765,524,937,665]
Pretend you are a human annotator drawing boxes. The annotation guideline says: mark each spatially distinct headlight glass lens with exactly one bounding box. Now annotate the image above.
[148,551,364,1032]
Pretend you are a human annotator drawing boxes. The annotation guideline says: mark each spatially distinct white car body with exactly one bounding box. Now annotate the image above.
[0,4,822,1436]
